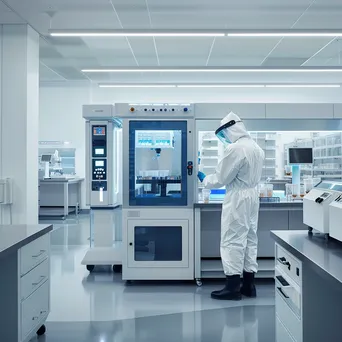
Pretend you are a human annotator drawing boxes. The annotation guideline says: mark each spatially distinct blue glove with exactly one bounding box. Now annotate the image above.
[197,171,206,183]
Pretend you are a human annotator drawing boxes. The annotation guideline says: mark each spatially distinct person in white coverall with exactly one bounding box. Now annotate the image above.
[198,112,264,300]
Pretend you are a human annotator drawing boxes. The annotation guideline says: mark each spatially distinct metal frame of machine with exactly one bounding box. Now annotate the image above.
[81,105,123,271]
[117,103,196,281]
[304,181,342,238]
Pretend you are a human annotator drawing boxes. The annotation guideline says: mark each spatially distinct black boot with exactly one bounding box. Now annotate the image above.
[240,271,256,298]
[211,275,242,300]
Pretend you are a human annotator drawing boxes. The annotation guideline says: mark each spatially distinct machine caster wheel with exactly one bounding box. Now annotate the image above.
[86,265,95,272]
[37,324,46,336]
[308,227,313,233]
[113,265,122,273]
[196,279,202,287]
[324,234,330,241]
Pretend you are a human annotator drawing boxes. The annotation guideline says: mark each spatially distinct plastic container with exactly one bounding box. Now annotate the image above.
[266,184,274,198]
[304,178,313,194]
[202,189,211,204]
[292,184,300,199]
[285,165,292,176]
[300,185,306,198]
[285,183,293,200]
[258,184,266,197]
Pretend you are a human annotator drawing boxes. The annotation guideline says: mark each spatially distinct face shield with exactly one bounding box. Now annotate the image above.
[215,119,241,145]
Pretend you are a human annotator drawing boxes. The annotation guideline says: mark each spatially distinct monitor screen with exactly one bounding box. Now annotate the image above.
[95,160,104,167]
[289,148,313,164]
[93,126,106,136]
[41,155,52,162]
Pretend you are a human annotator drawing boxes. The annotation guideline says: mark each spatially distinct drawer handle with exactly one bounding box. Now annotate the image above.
[277,287,290,299]
[32,276,46,286]
[32,250,46,258]
[277,257,291,270]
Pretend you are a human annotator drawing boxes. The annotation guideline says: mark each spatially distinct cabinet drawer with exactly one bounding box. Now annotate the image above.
[21,280,49,341]
[276,288,302,342]
[276,316,296,342]
[20,234,49,275]
[21,258,49,301]
[276,243,302,285]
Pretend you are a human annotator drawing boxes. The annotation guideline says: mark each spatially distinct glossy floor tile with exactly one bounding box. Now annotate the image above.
[32,305,274,342]
[35,215,276,341]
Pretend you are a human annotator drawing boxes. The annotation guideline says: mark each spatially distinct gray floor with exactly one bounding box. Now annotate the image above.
[32,215,275,342]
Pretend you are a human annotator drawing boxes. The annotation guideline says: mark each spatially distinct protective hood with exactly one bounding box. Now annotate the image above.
[218,112,250,143]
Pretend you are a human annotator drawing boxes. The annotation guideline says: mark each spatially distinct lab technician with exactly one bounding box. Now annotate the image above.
[198,112,265,300]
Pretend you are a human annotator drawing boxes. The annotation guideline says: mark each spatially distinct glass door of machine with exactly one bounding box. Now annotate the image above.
[127,220,189,268]
[129,121,188,206]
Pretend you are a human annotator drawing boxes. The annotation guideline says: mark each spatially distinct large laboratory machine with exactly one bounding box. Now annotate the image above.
[81,105,123,271]
[116,103,195,281]
[304,180,342,238]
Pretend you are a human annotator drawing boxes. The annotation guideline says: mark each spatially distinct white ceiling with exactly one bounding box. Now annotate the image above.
[1,0,342,83]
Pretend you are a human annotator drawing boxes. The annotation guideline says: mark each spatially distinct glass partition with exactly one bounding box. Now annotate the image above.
[129,121,188,206]
[198,130,342,200]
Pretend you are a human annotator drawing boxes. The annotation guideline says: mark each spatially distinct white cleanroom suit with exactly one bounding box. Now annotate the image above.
[203,112,265,276]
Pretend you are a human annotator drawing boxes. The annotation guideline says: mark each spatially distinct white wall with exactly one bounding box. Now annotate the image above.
[39,85,90,208]
[39,82,342,208]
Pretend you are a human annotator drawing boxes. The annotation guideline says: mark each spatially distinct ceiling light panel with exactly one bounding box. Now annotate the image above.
[82,67,342,73]
[99,84,176,88]
[49,30,225,37]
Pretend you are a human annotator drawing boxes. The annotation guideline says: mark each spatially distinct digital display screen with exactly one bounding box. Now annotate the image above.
[289,148,313,164]
[95,148,104,155]
[93,127,106,136]
[41,154,52,162]
[95,161,104,167]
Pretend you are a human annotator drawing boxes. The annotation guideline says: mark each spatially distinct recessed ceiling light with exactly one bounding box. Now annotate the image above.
[83,67,342,73]
[99,84,176,88]
[177,85,265,88]
[49,30,225,37]
[266,84,341,88]
[227,32,342,37]
[98,84,341,88]
[49,29,342,38]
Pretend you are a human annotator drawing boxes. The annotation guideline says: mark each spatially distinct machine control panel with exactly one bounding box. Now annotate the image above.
[334,194,342,203]
[315,192,331,203]
[92,125,107,157]
[92,181,107,191]
[92,159,107,180]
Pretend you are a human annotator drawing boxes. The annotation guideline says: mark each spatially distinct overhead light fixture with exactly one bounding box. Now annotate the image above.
[49,29,225,37]
[266,84,341,88]
[98,84,341,88]
[50,29,342,38]
[227,32,342,37]
[83,67,342,73]
[177,84,265,88]
[99,84,176,88]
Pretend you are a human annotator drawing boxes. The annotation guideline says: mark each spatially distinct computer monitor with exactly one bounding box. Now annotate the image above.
[41,154,52,163]
[288,148,313,164]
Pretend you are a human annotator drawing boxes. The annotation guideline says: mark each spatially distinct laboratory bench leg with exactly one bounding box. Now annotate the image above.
[63,182,69,219]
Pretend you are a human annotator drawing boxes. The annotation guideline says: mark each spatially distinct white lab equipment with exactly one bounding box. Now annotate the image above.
[116,103,195,281]
[41,154,52,179]
[81,104,123,272]
[329,194,342,242]
[303,181,342,236]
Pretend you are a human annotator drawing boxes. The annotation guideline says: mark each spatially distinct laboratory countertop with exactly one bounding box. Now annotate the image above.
[271,230,342,286]
[0,224,53,259]
[194,201,303,209]
[39,177,84,183]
